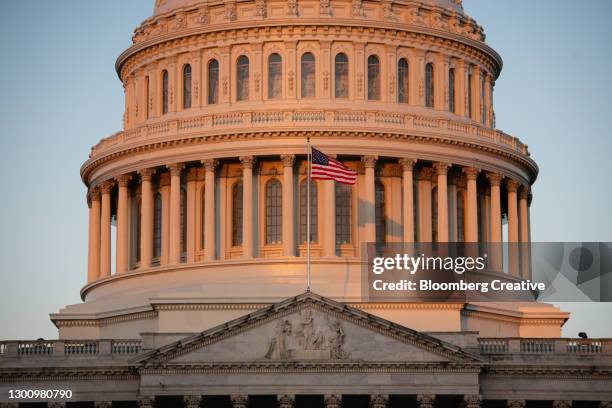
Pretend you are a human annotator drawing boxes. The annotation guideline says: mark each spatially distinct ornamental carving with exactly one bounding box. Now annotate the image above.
[325,395,342,408]
[320,0,331,15]
[417,395,435,408]
[506,401,525,408]
[231,395,248,408]
[361,155,377,168]
[382,0,397,21]
[552,402,571,408]
[281,154,296,167]
[223,76,228,96]
[255,0,267,18]
[463,395,481,408]
[486,172,502,186]
[370,395,388,408]
[352,0,364,17]
[264,308,350,360]
[172,12,187,31]
[240,156,257,169]
[288,0,299,16]
[184,395,202,408]
[94,403,112,408]
[505,178,519,193]
[288,71,295,92]
[399,158,416,171]
[225,1,237,22]
[138,397,155,408]
[194,5,209,25]
[279,395,295,408]
[202,159,219,172]
[463,166,480,180]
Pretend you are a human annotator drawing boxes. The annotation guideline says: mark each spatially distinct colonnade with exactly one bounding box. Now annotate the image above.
[86,155,531,283]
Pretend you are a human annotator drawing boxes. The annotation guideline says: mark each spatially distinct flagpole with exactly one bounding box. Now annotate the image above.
[306,137,312,292]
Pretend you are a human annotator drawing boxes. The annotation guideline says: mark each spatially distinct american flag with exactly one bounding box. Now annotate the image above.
[310,147,357,184]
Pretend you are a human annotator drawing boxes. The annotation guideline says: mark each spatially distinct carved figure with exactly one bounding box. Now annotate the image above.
[265,319,292,359]
[296,309,325,350]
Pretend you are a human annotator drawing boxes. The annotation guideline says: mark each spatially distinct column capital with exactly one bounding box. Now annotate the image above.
[506,401,525,408]
[240,156,257,169]
[88,187,101,202]
[599,402,612,408]
[462,395,481,408]
[506,178,520,193]
[324,395,342,408]
[231,395,248,408]
[94,402,113,408]
[519,185,530,200]
[370,394,389,408]
[99,180,115,194]
[281,154,296,168]
[138,168,155,181]
[159,172,171,187]
[184,395,202,408]
[552,402,572,408]
[416,394,435,408]
[399,157,417,171]
[138,396,155,408]
[167,163,185,176]
[361,155,378,168]
[417,167,433,181]
[278,395,295,408]
[48,403,66,408]
[187,167,199,182]
[486,171,502,186]
[115,174,132,187]
[433,162,450,176]
[202,158,219,172]
[462,166,480,180]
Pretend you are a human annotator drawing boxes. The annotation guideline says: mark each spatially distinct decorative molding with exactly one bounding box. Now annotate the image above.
[99,180,115,194]
[138,168,156,181]
[202,158,219,172]
[486,171,501,186]
[505,178,519,193]
[116,174,132,187]
[361,155,377,168]
[462,166,480,180]
[281,154,296,168]
[433,161,450,176]
[167,162,185,176]
[240,155,257,169]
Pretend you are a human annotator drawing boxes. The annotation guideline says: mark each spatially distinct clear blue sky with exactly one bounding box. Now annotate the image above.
[0,0,610,340]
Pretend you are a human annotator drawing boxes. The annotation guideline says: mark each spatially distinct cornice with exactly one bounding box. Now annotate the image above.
[484,365,612,379]
[0,367,136,382]
[81,127,538,188]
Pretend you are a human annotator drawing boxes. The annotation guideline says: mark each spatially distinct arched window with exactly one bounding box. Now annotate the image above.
[425,63,434,108]
[153,192,162,258]
[208,59,219,105]
[481,74,486,123]
[367,55,381,100]
[301,52,316,98]
[334,53,349,99]
[299,179,318,244]
[200,187,205,249]
[375,181,386,244]
[183,64,192,109]
[467,70,473,117]
[448,68,456,113]
[236,55,250,101]
[268,53,282,99]
[130,196,142,268]
[397,58,409,103]
[265,179,282,245]
[335,183,352,245]
[180,186,187,261]
[162,69,169,114]
[232,182,243,246]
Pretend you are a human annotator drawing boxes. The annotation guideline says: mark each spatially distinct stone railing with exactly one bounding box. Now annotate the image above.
[0,340,142,358]
[478,338,612,355]
[89,109,529,160]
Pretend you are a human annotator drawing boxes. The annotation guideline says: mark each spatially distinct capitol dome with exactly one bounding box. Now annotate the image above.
[54,0,567,341]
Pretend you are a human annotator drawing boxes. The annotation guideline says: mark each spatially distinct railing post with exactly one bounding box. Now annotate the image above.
[554,339,567,354]
[54,341,65,356]
[99,340,112,356]
[508,339,521,353]
[6,341,19,357]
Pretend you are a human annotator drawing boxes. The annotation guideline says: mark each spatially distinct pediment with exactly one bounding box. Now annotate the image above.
[134,292,482,367]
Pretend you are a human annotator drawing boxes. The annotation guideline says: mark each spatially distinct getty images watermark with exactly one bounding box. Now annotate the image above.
[361,242,612,302]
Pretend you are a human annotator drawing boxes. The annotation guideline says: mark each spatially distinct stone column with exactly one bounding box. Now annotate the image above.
[186,168,198,263]
[322,179,336,257]
[116,174,132,273]
[449,174,459,242]
[48,403,66,408]
[434,162,450,242]
[240,156,256,258]
[87,188,101,282]
[362,155,378,243]
[506,401,525,408]
[400,158,416,243]
[138,396,155,408]
[184,395,202,408]
[324,395,342,408]
[94,403,112,408]
[486,172,503,271]
[552,402,572,408]
[417,167,433,242]
[519,186,530,278]
[160,172,171,265]
[203,159,218,261]
[463,167,480,242]
[168,163,184,264]
[281,154,296,256]
[231,395,248,408]
[506,179,519,276]
[139,169,155,269]
[370,395,388,408]
[463,395,481,408]
[99,180,114,278]
[471,67,481,122]
[455,59,467,117]
[484,74,492,127]
[278,395,295,408]
[416,394,435,408]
